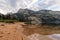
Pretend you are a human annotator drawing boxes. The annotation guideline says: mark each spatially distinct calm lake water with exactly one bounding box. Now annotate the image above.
[24,33,60,40]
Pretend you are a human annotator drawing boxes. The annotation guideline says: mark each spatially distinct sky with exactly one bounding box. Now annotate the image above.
[0,0,60,14]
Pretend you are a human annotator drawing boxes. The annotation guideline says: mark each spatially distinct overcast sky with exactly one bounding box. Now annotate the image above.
[0,0,60,14]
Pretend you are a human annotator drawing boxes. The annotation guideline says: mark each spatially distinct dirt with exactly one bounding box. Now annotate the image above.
[0,22,24,40]
[0,22,60,40]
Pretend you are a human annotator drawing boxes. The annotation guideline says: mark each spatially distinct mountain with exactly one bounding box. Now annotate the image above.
[0,9,60,25]
[37,10,60,25]
[18,8,35,14]
[12,9,35,22]
[13,9,60,25]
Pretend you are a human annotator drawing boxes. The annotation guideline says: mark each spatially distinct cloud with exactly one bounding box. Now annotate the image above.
[0,0,60,14]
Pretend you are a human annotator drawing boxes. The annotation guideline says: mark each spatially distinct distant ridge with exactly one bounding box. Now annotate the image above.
[0,9,60,25]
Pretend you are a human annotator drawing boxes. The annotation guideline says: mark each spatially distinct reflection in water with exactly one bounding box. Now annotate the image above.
[51,34,60,40]
[25,33,60,40]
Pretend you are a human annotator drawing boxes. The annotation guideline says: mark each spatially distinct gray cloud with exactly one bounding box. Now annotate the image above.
[0,0,60,14]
